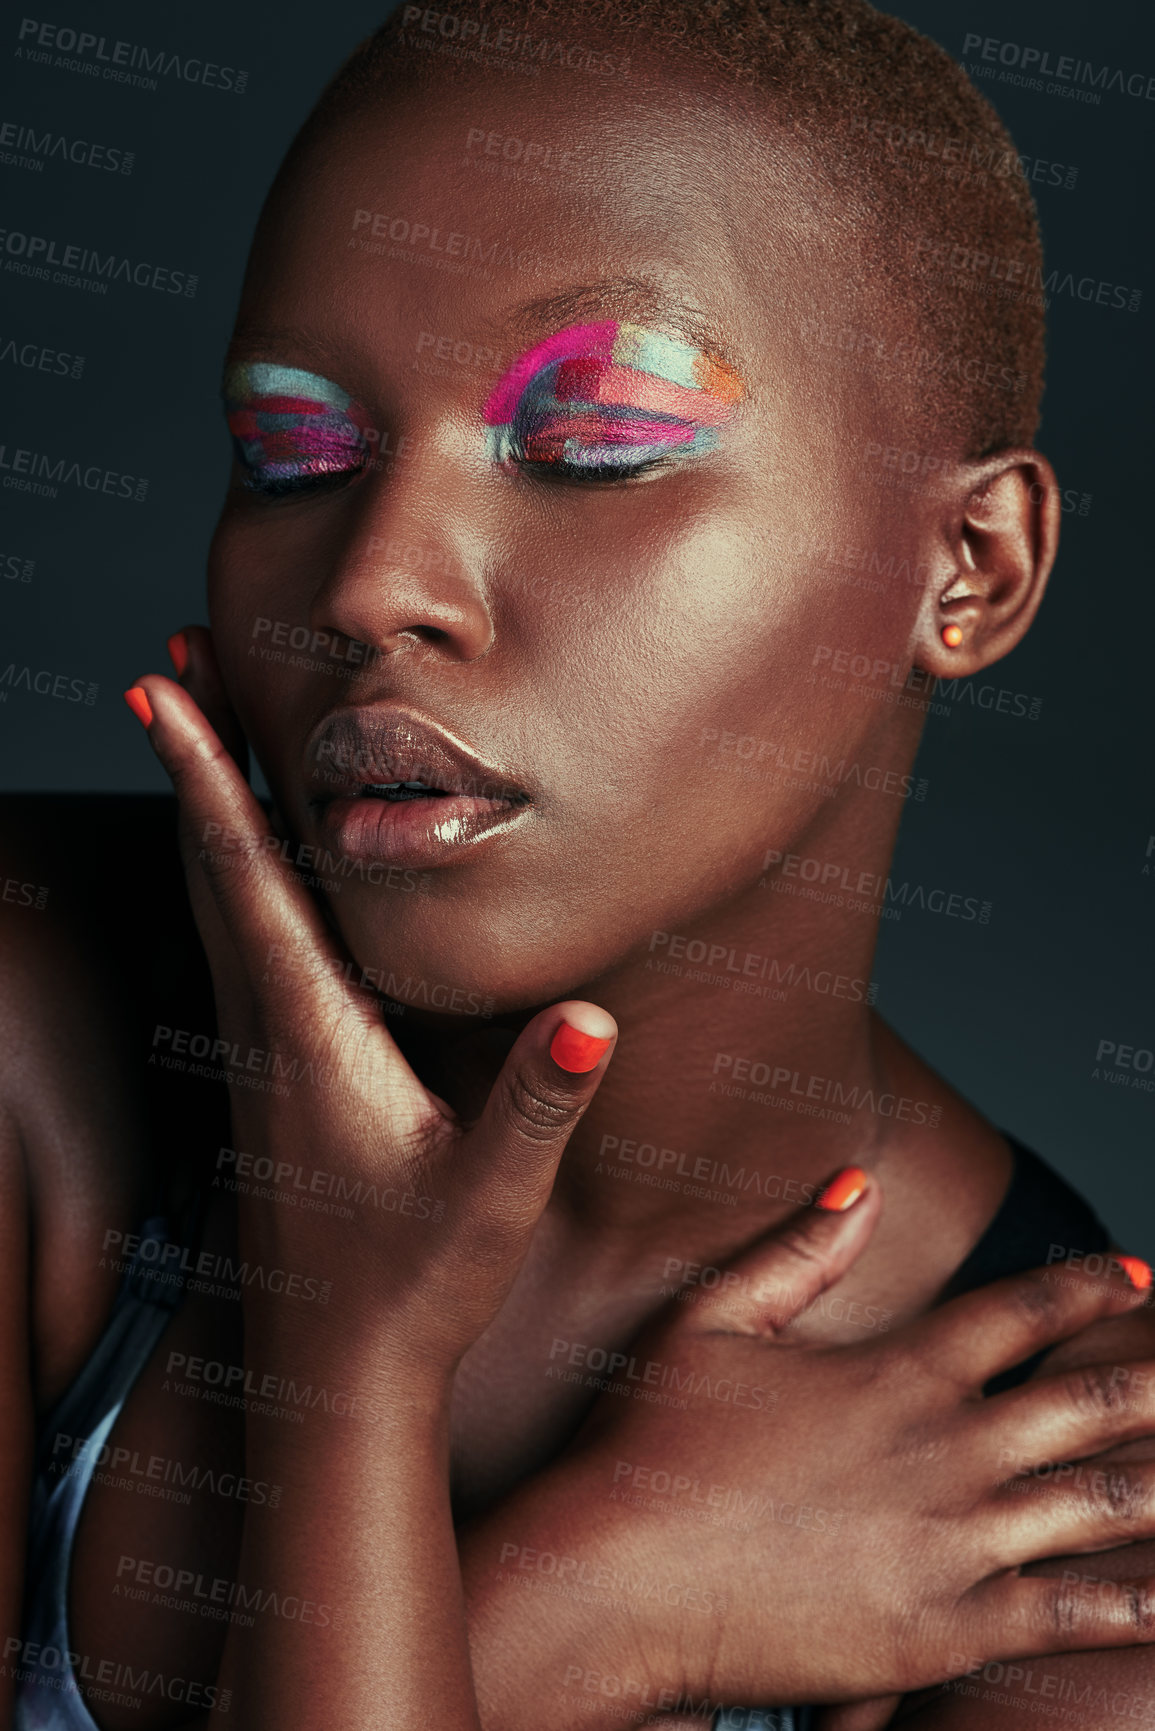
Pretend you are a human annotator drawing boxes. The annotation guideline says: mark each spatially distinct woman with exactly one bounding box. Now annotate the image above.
[4,2,1155,1727]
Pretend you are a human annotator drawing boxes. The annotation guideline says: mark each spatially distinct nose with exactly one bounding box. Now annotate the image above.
[308,461,494,663]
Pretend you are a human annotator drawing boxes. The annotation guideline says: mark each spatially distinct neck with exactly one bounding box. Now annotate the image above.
[550,881,899,1242]
[407,775,946,1250]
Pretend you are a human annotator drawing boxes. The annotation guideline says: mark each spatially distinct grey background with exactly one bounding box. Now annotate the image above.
[1,2,1151,1244]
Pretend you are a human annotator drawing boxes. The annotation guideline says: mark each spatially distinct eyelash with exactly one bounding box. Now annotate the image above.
[517,453,672,486]
[238,463,364,501]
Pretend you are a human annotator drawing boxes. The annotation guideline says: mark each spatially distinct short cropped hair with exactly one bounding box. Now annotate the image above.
[304,0,1047,457]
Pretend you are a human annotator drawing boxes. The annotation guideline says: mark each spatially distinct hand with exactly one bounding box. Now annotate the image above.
[125,632,617,1377]
[463,1176,1155,1727]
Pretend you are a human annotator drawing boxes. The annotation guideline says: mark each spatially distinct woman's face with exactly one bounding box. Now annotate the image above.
[208,61,935,1012]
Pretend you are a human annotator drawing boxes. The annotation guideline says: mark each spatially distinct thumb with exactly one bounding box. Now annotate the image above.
[468,1002,618,1227]
[678,1165,882,1336]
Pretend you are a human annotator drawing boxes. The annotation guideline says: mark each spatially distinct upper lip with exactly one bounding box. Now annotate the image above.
[305,705,534,806]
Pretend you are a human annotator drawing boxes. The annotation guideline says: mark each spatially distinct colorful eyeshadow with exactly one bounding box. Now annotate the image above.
[223,362,369,491]
[483,321,744,471]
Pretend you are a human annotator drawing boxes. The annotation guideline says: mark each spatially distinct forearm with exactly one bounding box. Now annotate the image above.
[461,1453,684,1731]
[208,1309,479,1731]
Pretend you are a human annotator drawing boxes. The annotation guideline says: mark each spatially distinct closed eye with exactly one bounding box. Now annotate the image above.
[508,408,715,484]
[223,361,372,502]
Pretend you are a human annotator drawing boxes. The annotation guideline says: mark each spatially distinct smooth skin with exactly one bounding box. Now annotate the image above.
[3,36,1154,1731]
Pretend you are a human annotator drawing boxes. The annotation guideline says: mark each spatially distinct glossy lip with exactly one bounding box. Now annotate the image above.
[305,705,535,870]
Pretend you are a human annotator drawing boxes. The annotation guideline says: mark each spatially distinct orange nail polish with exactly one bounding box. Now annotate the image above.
[167,631,189,676]
[1119,1255,1153,1293]
[817,1166,867,1212]
[550,1024,613,1074]
[124,686,153,728]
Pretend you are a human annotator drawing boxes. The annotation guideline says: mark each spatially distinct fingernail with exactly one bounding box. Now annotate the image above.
[124,686,153,728]
[167,631,189,677]
[550,1023,613,1074]
[1118,1255,1153,1293]
[817,1166,868,1212]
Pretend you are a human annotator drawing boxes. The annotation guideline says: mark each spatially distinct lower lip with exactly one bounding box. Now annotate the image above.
[319,792,531,869]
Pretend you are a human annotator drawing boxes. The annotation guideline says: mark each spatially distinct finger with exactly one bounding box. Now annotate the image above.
[168,624,249,773]
[976,1568,1155,1660]
[985,1355,1155,1484]
[812,1698,903,1731]
[124,674,426,1114]
[671,1166,882,1337]
[907,1257,1151,1390]
[993,1456,1155,1561]
[467,1002,616,1229]
[126,672,335,976]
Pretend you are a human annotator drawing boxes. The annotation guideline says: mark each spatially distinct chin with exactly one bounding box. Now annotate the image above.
[324,897,593,1024]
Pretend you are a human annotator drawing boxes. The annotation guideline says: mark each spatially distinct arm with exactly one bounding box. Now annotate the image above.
[130,657,619,1731]
[459,1204,1155,1731]
[209,1305,474,1729]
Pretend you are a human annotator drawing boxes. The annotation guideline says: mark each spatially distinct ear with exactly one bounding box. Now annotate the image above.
[913,449,1061,678]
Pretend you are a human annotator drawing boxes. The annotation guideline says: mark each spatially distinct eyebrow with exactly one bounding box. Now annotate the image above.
[221,325,355,394]
[221,278,741,394]
[489,277,739,366]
